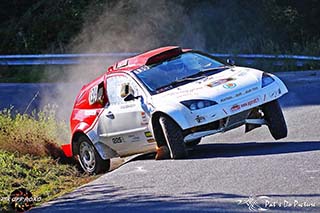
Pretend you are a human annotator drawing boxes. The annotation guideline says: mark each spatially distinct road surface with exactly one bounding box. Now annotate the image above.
[1,71,319,212]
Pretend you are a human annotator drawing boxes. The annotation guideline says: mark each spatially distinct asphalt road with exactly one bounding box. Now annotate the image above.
[2,71,320,212]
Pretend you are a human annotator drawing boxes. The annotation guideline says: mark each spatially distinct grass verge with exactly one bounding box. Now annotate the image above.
[0,106,96,212]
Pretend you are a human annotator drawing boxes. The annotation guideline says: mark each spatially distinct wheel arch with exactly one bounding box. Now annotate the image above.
[151,111,184,148]
[71,131,87,157]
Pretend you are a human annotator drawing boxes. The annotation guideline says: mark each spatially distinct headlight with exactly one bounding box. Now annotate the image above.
[262,73,275,88]
[181,100,217,111]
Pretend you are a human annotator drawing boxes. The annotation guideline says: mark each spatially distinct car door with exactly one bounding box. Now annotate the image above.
[98,73,154,156]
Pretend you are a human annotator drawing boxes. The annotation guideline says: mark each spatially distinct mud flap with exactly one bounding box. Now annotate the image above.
[245,108,263,133]
[245,123,261,133]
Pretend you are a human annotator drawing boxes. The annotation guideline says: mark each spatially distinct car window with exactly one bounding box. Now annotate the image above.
[106,74,142,105]
[133,52,225,94]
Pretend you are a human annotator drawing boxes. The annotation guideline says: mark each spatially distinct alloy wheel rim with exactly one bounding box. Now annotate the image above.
[79,141,96,173]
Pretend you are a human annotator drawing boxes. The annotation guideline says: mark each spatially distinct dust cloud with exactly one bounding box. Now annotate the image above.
[42,0,207,122]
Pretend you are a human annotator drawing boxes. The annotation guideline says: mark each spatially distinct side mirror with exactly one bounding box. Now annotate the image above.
[124,94,135,101]
[226,58,235,66]
[124,94,142,101]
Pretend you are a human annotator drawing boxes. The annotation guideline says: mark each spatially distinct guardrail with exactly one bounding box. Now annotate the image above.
[0,53,319,66]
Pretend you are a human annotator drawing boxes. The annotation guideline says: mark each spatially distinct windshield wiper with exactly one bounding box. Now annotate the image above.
[199,65,229,73]
[174,75,207,83]
[154,66,228,92]
[156,75,206,91]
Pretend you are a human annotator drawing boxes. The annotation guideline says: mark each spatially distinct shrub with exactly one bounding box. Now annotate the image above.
[0,105,69,159]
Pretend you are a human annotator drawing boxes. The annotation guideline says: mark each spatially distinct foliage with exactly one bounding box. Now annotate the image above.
[0,107,96,212]
[0,105,68,157]
[0,0,107,54]
[0,151,95,212]
[0,0,319,83]
[0,0,319,55]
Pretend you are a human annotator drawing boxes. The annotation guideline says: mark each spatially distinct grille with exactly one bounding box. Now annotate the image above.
[223,109,251,131]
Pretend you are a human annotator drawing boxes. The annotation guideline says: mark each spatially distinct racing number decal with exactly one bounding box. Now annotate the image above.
[89,85,98,105]
[112,137,125,144]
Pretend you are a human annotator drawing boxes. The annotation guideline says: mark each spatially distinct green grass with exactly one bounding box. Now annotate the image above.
[0,105,68,156]
[0,151,96,212]
[0,107,97,212]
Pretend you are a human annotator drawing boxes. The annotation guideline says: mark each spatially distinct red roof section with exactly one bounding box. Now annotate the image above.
[107,46,184,73]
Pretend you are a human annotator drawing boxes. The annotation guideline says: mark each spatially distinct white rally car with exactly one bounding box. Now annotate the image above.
[64,46,288,174]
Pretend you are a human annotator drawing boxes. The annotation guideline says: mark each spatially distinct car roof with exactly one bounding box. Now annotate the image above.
[107,46,191,73]
[81,46,191,91]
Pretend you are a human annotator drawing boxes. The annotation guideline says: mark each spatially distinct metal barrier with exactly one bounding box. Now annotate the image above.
[0,53,319,66]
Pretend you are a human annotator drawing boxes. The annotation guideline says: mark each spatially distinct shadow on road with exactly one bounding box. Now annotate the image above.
[30,141,320,213]
[129,141,320,162]
[31,182,320,213]
[188,141,320,160]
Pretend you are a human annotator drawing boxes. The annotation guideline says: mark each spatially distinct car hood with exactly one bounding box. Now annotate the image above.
[151,67,262,105]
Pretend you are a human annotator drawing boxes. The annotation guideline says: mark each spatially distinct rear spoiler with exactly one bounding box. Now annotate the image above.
[146,47,182,65]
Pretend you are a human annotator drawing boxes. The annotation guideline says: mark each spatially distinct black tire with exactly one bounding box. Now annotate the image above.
[185,138,201,147]
[77,136,110,175]
[262,100,287,140]
[159,116,187,159]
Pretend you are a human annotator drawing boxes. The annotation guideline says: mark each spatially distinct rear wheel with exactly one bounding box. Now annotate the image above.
[159,116,187,159]
[262,100,287,140]
[77,136,110,175]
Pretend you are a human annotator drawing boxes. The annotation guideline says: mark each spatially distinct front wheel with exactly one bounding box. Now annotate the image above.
[262,100,288,140]
[77,136,110,175]
[159,116,187,159]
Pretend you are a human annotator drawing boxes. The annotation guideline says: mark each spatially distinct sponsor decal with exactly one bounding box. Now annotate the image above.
[231,104,241,112]
[221,96,233,102]
[84,110,97,116]
[195,115,206,123]
[207,77,235,88]
[141,112,149,125]
[175,88,202,98]
[128,134,140,143]
[133,65,150,74]
[270,90,278,98]
[147,138,156,143]
[116,59,128,68]
[223,82,237,89]
[88,85,99,105]
[245,87,258,93]
[235,92,242,97]
[120,104,135,109]
[220,86,259,102]
[231,97,260,112]
[237,71,248,77]
[270,89,282,98]
[162,87,203,98]
[144,131,153,138]
[112,137,125,144]
[223,109,228,115]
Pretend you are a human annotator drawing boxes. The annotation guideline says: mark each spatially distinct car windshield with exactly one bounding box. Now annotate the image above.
[133,52,227,94]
